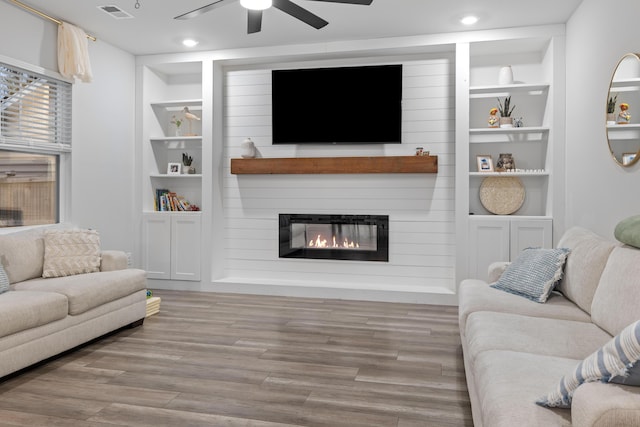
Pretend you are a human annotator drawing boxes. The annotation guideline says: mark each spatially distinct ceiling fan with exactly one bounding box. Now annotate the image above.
[174,0,373,34]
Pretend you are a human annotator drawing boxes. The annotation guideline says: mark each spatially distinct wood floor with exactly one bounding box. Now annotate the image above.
[0,290,473,426]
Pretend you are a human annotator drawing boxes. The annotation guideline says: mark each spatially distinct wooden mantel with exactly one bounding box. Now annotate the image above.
[230,156,438,175]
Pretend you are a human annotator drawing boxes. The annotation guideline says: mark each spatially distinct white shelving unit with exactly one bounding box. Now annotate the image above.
[457,36,564,281]
[139,63,205,284]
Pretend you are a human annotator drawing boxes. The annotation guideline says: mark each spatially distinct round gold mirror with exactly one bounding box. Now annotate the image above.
[607,53,640,167]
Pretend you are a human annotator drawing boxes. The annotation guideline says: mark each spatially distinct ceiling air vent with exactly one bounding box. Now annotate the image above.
[98,5,134,19]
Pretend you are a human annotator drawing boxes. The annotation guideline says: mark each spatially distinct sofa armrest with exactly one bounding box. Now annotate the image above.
[487,261,510,283]
[100,250,128,271]
[572,382,640,427]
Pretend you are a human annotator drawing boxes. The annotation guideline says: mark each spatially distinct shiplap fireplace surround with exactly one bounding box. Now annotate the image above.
[215,56,456,304]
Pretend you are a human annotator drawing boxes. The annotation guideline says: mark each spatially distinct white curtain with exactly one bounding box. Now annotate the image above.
[57,22,93,83]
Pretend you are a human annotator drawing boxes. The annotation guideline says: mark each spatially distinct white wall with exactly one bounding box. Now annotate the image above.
[220,56,456,299]
[0,2,136,253]
[70,42,136,252]
[565,0,640,237]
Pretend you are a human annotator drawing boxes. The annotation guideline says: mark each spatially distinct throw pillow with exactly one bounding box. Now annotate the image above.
[615,215,640,249]
[42,229,101,278]
[490,247,570,303]
[537,320,640,408]
[0,262,9,294]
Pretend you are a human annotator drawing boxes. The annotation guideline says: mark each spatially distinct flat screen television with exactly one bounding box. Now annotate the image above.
[271,65,403,144]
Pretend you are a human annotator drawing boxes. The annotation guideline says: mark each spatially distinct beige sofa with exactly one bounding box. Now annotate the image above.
[459,227,640,426]
[0,227,147,379]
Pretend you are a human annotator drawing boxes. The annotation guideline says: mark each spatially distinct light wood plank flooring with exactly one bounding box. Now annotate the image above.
[0,290,472,426]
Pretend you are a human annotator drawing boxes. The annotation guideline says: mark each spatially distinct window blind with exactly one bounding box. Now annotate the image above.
[0,63,72,153]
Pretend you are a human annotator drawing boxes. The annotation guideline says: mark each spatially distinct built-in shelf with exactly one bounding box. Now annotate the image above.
[150,99,202,108]
[469,171,549,177]
[469,83,550,96]
[150,174,203,178]
[606,123,640,130]
[150,136,202,142]
[230,156,438,175]
[469,126,549,134]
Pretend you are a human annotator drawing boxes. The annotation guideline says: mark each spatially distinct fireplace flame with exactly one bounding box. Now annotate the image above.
[308,234,360,249]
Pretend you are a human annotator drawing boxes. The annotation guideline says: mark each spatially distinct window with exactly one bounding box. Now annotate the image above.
[0,61,71,227]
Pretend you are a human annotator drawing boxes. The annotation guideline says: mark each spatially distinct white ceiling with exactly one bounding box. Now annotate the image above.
[12,0,584,56]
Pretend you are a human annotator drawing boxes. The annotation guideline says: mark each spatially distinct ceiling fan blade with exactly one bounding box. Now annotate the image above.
[247,10,263,33]
[305,0,373,4]
[174,0,230,20]
[272,0,328,29]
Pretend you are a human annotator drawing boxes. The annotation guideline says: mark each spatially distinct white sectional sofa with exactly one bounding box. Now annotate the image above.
[459,226,640,426]
[0,226,147,379]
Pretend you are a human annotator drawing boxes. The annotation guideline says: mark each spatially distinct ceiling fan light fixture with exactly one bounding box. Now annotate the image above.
[240,0,272,11]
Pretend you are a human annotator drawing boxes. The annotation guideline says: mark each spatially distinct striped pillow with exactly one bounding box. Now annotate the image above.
[0,262,8,294]
[537,320,640,408]
[490,247,570,303]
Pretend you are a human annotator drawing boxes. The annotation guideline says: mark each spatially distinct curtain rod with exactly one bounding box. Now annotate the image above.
[9,0,97,41]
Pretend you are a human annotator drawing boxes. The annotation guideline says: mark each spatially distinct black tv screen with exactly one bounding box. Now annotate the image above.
[271,65,403,144]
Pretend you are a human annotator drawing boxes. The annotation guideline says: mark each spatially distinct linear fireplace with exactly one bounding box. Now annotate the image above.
[279,214,389,262]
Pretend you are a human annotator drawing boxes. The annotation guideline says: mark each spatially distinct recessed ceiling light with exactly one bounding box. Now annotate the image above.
[240,0,272,11]
[182,39,199,48]
[461,15,478,26]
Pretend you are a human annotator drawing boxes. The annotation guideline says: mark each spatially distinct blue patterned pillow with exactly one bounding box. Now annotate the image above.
[537,320,640,408]
[0,262,9,294]
[490,247,570,303]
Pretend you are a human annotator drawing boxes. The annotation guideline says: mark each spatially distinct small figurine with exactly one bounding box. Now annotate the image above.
[488,108,499,128]
[618,103,631,124]
[513,117,524,128]
[183,106,201,135]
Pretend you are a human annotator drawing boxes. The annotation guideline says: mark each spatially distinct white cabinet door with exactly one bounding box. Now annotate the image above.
[468,217,553,281]
[468,218,510,281]
[142,213,171,280]
[171,215,201,281]
[510,219,553,260]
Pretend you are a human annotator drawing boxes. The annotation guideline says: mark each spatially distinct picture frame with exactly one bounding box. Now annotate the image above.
[167,162,181,175]
[476,155,494,172]
[622,152,637,165]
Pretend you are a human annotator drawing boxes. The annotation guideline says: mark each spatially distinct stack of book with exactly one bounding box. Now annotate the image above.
[146,296,161,317]
[154,189,192,211]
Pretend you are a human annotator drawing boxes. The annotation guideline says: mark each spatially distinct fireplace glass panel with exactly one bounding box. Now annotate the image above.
[279,214,388,262]
[291,223,377,251]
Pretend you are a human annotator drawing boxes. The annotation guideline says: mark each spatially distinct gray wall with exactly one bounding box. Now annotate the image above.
[0,2,136,253]
[565,0,640,237]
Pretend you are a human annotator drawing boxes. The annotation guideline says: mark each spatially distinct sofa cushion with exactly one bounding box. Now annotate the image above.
[0,263,9,294]
[615,214,640,249]
[0,228,45,284]
[0,291,68,338]
[473,350,575,427]
[42,229,101,278]
[537,320,640,409]
[466,312,612,363]
[14,269,146,315]
[591,246,640,336]
[490,247,570,303]
[556,227,617,314]
[458,280,591,337]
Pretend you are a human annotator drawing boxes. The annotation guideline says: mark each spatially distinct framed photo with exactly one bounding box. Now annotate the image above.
[476,155,494,172]
[167,162,181,175]
[622,152,637,166]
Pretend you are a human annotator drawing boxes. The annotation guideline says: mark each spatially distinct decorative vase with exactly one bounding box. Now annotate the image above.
[240,137,256,158]
[607,113,616,126]
[499,117,513,128]
[175,127,181,137]
[498,66,514,85]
